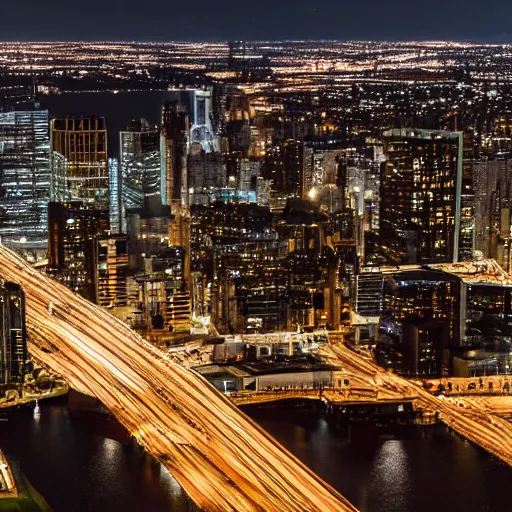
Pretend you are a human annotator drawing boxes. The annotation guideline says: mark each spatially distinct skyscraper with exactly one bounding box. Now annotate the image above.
[161,101,191,291]
[264,139,305,201]
[120,119,161,218]
[188,142,225,198]
[161,102,189,208]
[51,117,108,207]
[164,88,219,153]
[108,157,122,234]
[47,201,109,302]
[473,158,512,267]
[95,235,128,309]
[0,109,50,261]
[380,129,463,264]
[0,281,27,385]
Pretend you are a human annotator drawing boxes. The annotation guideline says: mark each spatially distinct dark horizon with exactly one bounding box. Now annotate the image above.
[0,37,511,44]
[3,0,512,43]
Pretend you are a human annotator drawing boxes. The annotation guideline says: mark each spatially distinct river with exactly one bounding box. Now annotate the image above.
[0,402,510,512]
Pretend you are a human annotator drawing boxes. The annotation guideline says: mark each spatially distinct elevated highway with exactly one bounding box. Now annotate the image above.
[0,245,356,512]
[323,335,512,467]
[229,387,418,407]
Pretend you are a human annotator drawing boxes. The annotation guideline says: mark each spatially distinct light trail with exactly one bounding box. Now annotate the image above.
[0,245,356,512]
[322,336,512,467]
[0,450,17,498]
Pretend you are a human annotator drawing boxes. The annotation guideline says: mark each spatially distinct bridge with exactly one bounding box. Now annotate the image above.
[229,387,418,406]
[321,336,512,467]
[0,245,356,512]
[424,375,512,396]
[0,450,16,498]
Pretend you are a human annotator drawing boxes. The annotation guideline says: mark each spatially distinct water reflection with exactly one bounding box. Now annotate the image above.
[0,403,511,512]
[370,440,410,512]
[0,404,194,512]
[250,406,512,512]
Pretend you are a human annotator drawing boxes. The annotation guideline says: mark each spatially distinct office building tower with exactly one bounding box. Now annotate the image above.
[383,268,460,376]
[95,235,128,308]
[161,102,189,207]
[237,159,261,202]
[164,88,219,153]
[303,146,315,196]
[48,201,109,302]
[459,132,476,262]
[51,117,108,206]
[353,269,383,318]
[126,201,172,273]
[120,120,161,220]
[0,109,50,260]
[0,281,27,384]
[380,129,463,264]
[126,200,189,332]
[226,120,250,156]
[305,148,344,194]
[51,150,67,201]
[161,101,191,291]
[264,140,304,197]
[473,158,512,267]
[188,142,225,199]
[108,158,122,234]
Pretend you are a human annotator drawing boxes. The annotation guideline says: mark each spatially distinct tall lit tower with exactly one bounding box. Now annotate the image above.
[0,109,50,261]
[161,101,191,291]
[380,128,463,264]
[163,88,219,151]
[50,117,108,207]
[119,119,160,227]
[0,281,28,384]
[47,201,109,302]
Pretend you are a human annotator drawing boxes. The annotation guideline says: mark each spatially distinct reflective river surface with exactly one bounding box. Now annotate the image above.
[0,402,510,512]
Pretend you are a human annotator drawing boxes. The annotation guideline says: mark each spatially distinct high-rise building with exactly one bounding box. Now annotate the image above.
[120,120,161,221]
[164,88,219,153]
[126,201,172,273]
[1,282,26,383]
[459,130,477,262]
[47,201,109,302]
[0,281,27,385]
[0,109,50,261]
[108,158,122,234]
[380,128,463,264]
[188,142,225,198]
[161,102,191,291]
[383,268,460,376]
[95,235,128,308]
[161,102,189,208]
[264,140,304,197]
[237,159,261,200]
[473,158,512,267]
[51,117,108,207]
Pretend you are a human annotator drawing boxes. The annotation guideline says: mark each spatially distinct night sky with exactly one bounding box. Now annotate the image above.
[2,0,509,42]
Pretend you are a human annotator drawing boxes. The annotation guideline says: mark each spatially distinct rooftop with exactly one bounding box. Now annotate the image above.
[432,259,512,286]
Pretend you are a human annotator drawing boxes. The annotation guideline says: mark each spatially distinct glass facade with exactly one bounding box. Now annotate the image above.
[381,129,463,264]
[0,109,50,260]
[119,129,160,218]
[0,281,27,385]
[50,117,108,207]
[108,157,122,234]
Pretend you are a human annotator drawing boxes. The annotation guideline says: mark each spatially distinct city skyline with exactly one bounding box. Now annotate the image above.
[2,37,512,512]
